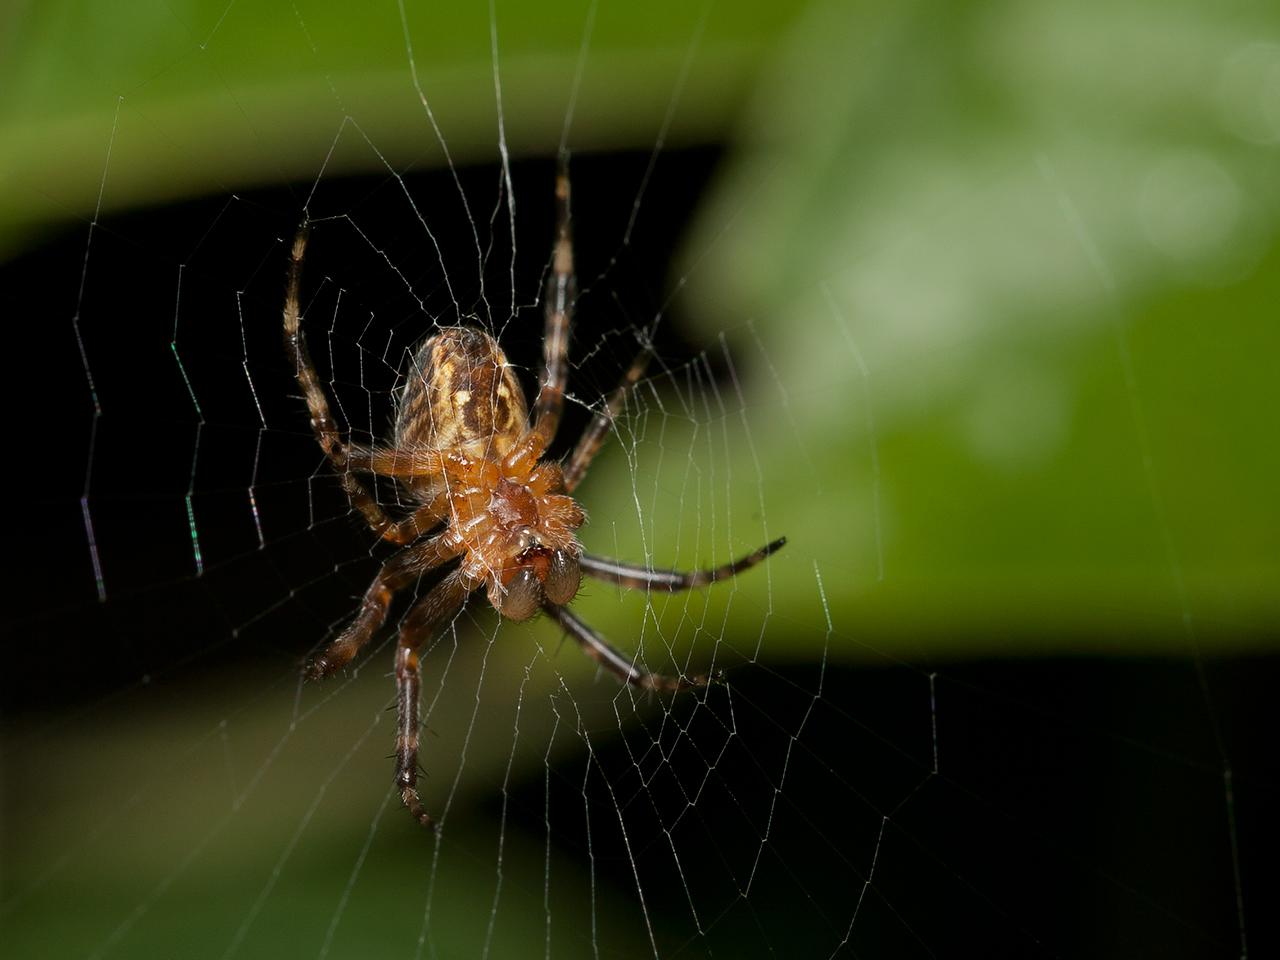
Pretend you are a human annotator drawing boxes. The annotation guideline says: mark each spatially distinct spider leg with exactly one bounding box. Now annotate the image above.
[380,494,449,546]
[542,602,707,692]
[283,223,396,538]
[561,346,651,493]
[531,157,575,446]
[347,445,447,479]
[305,534,460,680]
[394,571,476,829]
[579,538,786,592]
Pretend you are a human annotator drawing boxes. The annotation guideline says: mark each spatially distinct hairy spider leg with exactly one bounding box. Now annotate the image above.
[394,571,475,828]
[580,537,787,592]
[531,156,575,446]
[542,602,706,692]
[346,446,447,478]
[305,534,461,680]
[562,346,652,493]
[284,222,399,541]
[381,493,451,545]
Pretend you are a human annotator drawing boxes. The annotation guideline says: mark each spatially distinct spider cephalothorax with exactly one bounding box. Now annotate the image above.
[283,161,784,831]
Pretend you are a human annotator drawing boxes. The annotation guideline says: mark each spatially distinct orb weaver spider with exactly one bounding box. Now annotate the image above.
[282,159,784,830]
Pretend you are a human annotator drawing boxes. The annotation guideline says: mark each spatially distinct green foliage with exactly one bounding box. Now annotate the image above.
[2,0,1276,661]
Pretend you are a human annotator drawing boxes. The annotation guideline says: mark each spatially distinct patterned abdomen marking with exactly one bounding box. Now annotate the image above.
[395,326,529,457]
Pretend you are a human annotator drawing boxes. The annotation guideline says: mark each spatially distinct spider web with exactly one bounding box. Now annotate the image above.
[2,1,1275,958]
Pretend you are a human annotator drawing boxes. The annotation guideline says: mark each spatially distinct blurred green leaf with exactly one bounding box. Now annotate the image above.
[0,0,806,254]
[664,0,1280,657]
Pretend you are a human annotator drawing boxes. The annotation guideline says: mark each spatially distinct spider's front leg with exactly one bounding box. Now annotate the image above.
[542,602,708,692]
[393,571,476,829]
[579,538,787,592]
[305,534,459,680]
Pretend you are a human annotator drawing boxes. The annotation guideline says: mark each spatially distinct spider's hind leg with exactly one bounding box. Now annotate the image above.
[561,345,651,493]
[282,221,397,538]
[531,157,576,446]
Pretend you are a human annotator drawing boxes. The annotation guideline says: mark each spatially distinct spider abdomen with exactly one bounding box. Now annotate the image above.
[395,326,528,459]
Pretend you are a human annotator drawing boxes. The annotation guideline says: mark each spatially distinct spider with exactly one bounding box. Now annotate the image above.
[282,160,785,830]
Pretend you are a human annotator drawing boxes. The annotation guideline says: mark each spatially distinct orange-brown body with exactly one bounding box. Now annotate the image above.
[285,167,783,832]
[395,327,584,617]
